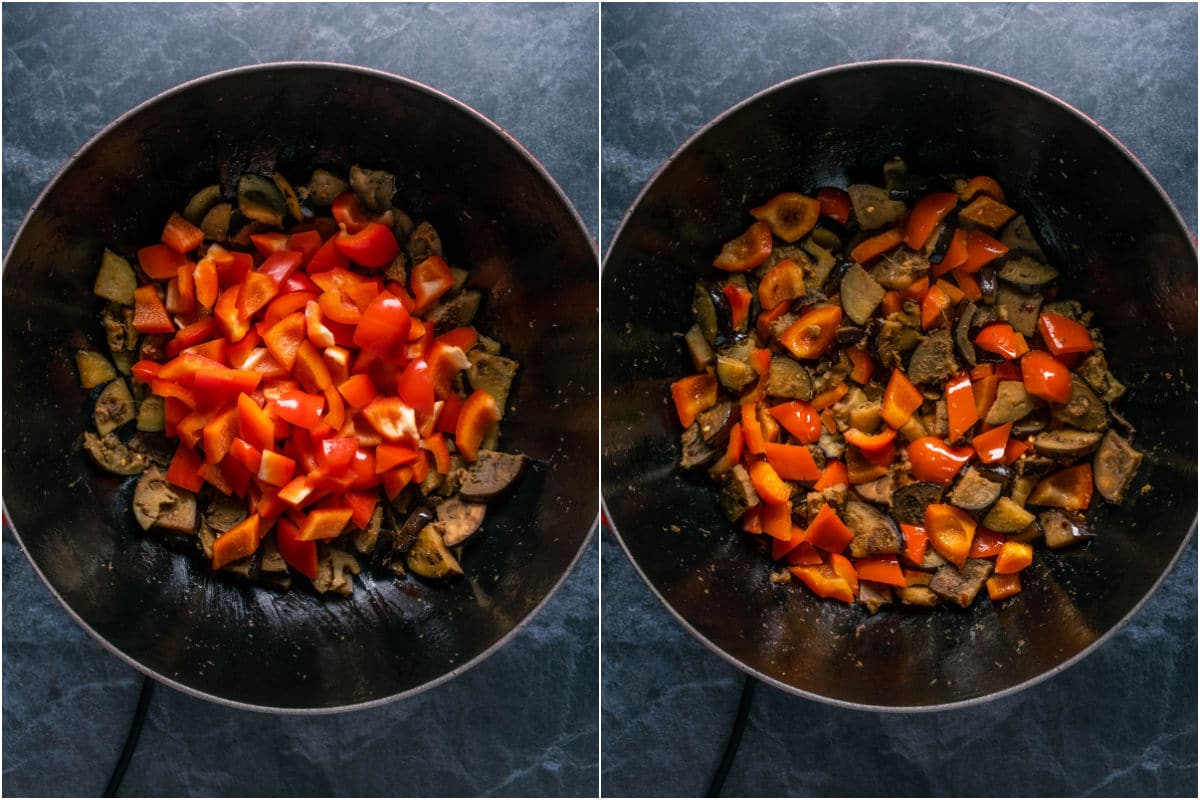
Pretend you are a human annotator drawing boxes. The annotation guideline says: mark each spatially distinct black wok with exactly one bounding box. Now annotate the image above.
[3,63,598,712]
[601,60,1196,710]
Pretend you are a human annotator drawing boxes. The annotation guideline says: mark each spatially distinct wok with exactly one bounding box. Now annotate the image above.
[601,60,1196,709]
[3,63,598,712]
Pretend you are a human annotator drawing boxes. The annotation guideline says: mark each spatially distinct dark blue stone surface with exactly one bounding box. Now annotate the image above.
[601,3,1196,797]
[3,4,598,796]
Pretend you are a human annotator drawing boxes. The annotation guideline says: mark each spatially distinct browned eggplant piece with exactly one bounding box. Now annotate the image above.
[199,203,233,241]
[982,497,1036,533]
[835,323,869,347]
[848,184,907,230]
[1093,430,1143,504]
[405,524,464,580]
[136,395,165,432]
[906,329,958,386]
[692,280,739,347]
[436,497,487,547]
[101,303,138,355]
[205,493,246,533]
[76,351,118,389]
[95,251,138,306]
[891,482,943,525]
[719,464,760,522]
[859,581,893,614]
[1032,428,1103,458]
[810,218,848,252]
[132,467,197,533]
[272,173,304,221]
[353,506,385,555]
[929,559,994,608]
[766,357,813,400]
[1076,352,1126,404]
[183,184,223,224]
[997,256,1058,293]
[926,223,956,266]
[467,351,519,412]
[954,301,977,366]
[313,545,361,595]
[995,285,1042,337]
[385,506,434,566]
[874,313,922,370]
[83,431,148,475]
[459,450,529,502]
[349,165,396,212]
[304,168,350,206]
[853,473,895,507]
[426,289,482,334]
[840,263,885,325]
[680,423,719,470]
[237,174,287,228]
[406,221,443,264]
[958,195,1016,231]
[999,215,1047,260]
[1051,375,1108,432]
[897,585,940,607]
[1039,509,1095,549]
[870,248,930,291]
[1011,408,1049,437]
[984,381,1036,425]
[256,537,292,591]
[801,240,839,287]
[94,379,135,436]
[948,467,1002,512]
[697,401,734,446]
[685,325,715,371]
[844,499,902,558]
[716,355,756,393]
[1042,299,1088,322]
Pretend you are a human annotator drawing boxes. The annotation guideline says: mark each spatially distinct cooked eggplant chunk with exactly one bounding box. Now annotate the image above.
[875,313,922,369]
[997,256,1058,292]
[353,506,385,555]
[719,465,760,522]
[999,215,1046,259]
[257,538,292,591]
[205,494,246,533]
[716,355,757,393]
[949,467,1002,512]
[859,581,893,614]
[313,546,361,596]
[844,499,902,558]
[680,423,719,470]
[94,250,138,305]
[697,402,734,446]
[467,351,519,412]
[985,381,1036,425]
[854,473,895,507]
[1093,430,1143,504]
[305,168,351,206]
[906,330,958,386]
[1032,428,1103,458]
[929,559,994,608]
[1076,352,1126,403]
[1039,509,1094,549]
[406,221,443,263]
[182,185,223,225]
[891,483,942,525]
[426,289,482,333]
[436,497,487,547]
[954,301,977,366]
[870,248,929,291]
[94,379,135,436]
[848,184,906,230]
[840,263,885,325]
[199,203,233,241]
[132,467,197,533]
[766,357,813,400]
[76,351,118,389]
[897,585,940,607]
[995,285,1042,337]
[349,165,396,212]
[982,497,1036,533]
[83,431,148,476]
[237,174,287,228]
[685,325,716,371]
[405,524,464,580]
[1051,376,1108,432]
[136,394,165,432]
[459,450,529,501]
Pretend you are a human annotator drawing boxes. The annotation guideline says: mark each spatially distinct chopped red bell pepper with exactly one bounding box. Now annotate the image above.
[263,312,307,372]
[362,396,419,443]
[813,460,848,491]
[271,390,325,430]
[968,528,1006,558]
[907,437,974,485]
[881,368,923,429]
[816,187,851,225]
[228,437,263,474]
[945,373,978,442]
[924,503,977,569]
[722,283,753,330]
[905,192,958,251]
[202,406,240,464]
[293,341,333,393]
[331,191,372,233]
[931,229,969,277]
[212,514,262,570]
[712,221,773,272]
[920,282,952,330]
[759,500,792,541]
[843,427,897,455]
[846,346,875,385]
[166,317,219,357]
[138,243,188,279]
[850,228,904,263]
[1021,351,1072,403]
[456,389,501,462]
[854,555,906,587]
[972,421,1013,464]
[779,305,841,360]
[296,507,354,542]
[762,442,820,482]
[335,222,400,269]
[214,285,251,342]
[161,212,205,254]
[286,230,323,267]
[671,374,718,429]
[1038,312,1094,356]
[275,517,317,579]
[352,291,412,357]
[975,323,1029,359]
[133,285,175,334]
[337,373,379,410]
[901,523,928,565]
[961,230,1008,272]
[237,393,275,452]
[165,442,205,492]
[306,235,351,273]
[257,449,297,487]
[767,401,821,444]
[398,358,435,416]
[250,232,290,258]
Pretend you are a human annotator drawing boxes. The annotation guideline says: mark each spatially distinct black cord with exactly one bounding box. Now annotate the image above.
[102,675,156,797]
[706,674,757,797]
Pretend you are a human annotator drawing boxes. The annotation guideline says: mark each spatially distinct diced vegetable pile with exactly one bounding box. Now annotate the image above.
[79,165,529,596]
[672,159,1144,611]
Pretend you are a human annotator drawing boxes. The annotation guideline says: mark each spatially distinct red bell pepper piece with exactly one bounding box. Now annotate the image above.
[435,327,479,354]
[348,447,381,489]
[849,228,903,263]
[353,291,412,356]
[816,187,851,225]
[138,243,188,279]
[779,305,841,360]
[337,373,379,410]
[331,191,372,234]
[436,392,464,436]
[880,368,923,429]
[257,449,297,487]
[250,232,290,258]
[846,346,875,385]
[398,359,436,416]
[907,437,974,485]
[961,230,1008,272]
[423,433,452,474]
[263,312,306,372]
[228,437,263,474]
[744,459,789,505]
[306,235,351,273]
[762,442,820,482]
[193,368,262,410]
[258,251,305,286]
[759,500,792,541]
[131,359,163,384]
[271,390,325,430]
[905,192,958,251]
[968,528,1007,558]
[854,555,907,587]
[237,271,279,321]
[362,396,419,443]
[931,229,969,277]
[293,341,333,393]
[920,282,951,330]
[275,517,317,579]
[214,285,251,342]
[712,221,773,272]
[380,466,414,500]
[263,292,318,330]
[407,255,454,312]
[722,283,753,330]
[455,389,501,462]
[1028,463,1093,510]
[165,442,205,492]
[212,514,262,570]
[995,541,1034,574]
[843,427,897,455]
[975,323,1029,359]
[671,374,718,429]
[202,406,240,464]
[972,421,1013,464]
[175,409,213,449]
[986,573,1022,601]
[152,379,197,409]
[166,317,219,357]
[767,401,821,444]
[900,523,927,565]
[945,373,978,442]
[1020,351,1072,403]
[286,230,323,267]
[925,504,977,569]
[1038,312,1094,356]
[344,490,379,530]
[335,222,400,269]
[315,437,359,473]
[813,460,848,491]
[157,351,225,384]
[161,212,205,254]
[133,285,175,333]
[789,561,855,603]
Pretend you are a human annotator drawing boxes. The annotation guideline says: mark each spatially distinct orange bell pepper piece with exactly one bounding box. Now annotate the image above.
[779,305,842,360]
[713,221,773,272]
[986,573,1022,601]
[850,228,903,263]
[670,373,718,428]
[456,389,502,462]
[761,500,792,541]
[995,541,1033,574]
[813,460,848,491]
[907,436,973,485]
[133,285,175,334]
[1020,351,1072,403]
[972,421,1012,464]
[212,514,262,570]
[924,504,976,568]
[296,508,353,542]
[763,442,820,482]
[1028,463,1093,510]
[944,373,978,442]
[1038,312,1094,356]
[900,523,927,565]
[854,555,906,587]
[881,368,923,429]
[768,401,822,443]
[803,504,854,553]
[789,560,855,603]
[904,192,958,251]
[747,459,791,505]
[757,259,806,310]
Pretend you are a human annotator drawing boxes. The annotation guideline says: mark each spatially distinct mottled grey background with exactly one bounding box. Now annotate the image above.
[600,3,1197,797]
[3,4,598,797]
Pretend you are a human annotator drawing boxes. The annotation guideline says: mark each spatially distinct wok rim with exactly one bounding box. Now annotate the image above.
[3,60,600,714]
[600,57,1198,713]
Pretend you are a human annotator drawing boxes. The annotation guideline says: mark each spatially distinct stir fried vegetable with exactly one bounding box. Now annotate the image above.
[671,159,1144,612]
[75,165,530,596]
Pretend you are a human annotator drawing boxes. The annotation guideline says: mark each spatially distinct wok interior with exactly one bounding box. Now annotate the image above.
[601,63,1196,707]
[2,66,598,710]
